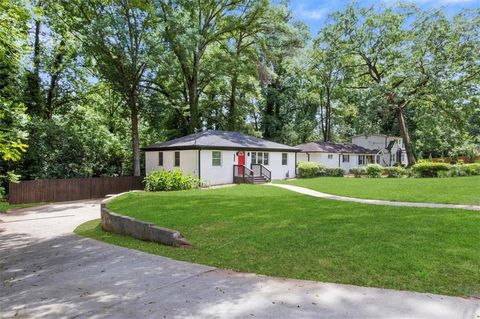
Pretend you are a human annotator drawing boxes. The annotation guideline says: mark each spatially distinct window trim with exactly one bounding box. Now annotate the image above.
[158,152,163,166]
[174,151,180,167]
[212,151,222,167]
[251,151,270,166]
[358,155,365,165]
[327,154,333,159]
[281,153,288,166]
[342,154,350,163]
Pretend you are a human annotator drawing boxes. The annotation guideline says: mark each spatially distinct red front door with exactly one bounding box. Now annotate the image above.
[237,152,245,175]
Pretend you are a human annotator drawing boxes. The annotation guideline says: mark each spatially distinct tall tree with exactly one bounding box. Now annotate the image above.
[59,0,154,176]
[154,0,258,133]
[322,5,480,165]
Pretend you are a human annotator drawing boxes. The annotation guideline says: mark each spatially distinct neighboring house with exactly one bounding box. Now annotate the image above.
[142,130,299,185]
[296,134,408,170]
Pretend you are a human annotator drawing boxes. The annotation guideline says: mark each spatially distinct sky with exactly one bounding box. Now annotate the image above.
[288,0,480,35]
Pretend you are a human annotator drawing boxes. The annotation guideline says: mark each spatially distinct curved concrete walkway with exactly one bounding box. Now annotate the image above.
[1,201,479,318]
[269,183,480,211]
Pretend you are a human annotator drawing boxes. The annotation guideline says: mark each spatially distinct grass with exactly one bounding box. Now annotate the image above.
[75,185,480,297]
[279,176,480,205]
[0,201,43,213]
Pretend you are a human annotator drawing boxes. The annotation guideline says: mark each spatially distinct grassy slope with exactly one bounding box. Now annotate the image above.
[76,185,480,296]
[279,176,480,205]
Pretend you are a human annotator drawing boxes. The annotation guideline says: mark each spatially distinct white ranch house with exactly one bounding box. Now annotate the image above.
[296,134,408,171]
[143,130,298,185]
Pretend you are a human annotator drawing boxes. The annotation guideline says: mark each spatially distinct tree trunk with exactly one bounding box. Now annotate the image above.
[129,95,141,176]
[227,73,238,131]
[396,106,416,166]
[46,40,65,119]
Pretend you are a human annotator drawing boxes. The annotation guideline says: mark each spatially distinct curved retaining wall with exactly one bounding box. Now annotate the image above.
[100,192,191,247]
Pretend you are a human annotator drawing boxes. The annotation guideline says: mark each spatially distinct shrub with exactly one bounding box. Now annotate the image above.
[349,168,365,178]
[365,164,383,178]
[411,161,451,178]
[462,163,480,176]
[144,169,200,192]
[322,168,345,177]
[383,166,406,178]
[297,161,325,178]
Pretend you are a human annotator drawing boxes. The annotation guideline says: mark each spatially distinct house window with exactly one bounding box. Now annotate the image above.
[328,154,333,159]
[174,151,180,167]
[376,155,381,163]
[401,153,405,163]
[158,152,163,166]
[282,153,288,165]
[342,155,350,163]
[252,152,269,165]
[212,151,222,166]
[358,155,365,165]
[391,153,396,163]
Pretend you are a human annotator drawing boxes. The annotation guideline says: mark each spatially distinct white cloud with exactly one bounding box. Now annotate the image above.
[295,5,328,20]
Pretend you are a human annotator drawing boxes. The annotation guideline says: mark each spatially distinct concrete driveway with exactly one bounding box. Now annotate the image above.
[1,201,479,319]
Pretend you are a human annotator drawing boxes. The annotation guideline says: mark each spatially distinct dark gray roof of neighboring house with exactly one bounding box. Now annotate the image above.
[142,130,300,152]
[295,141,377,154]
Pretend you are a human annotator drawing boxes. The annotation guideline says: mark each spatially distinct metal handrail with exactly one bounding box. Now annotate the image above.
[233,165,254,183]
[251,164,271,181]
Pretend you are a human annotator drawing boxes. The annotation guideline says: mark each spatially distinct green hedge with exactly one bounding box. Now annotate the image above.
[297,161,344,178]
[383,166,406,178]
[322,168,345,177]
[349,168,365,178]
[412,161,451,177]
[365,164,383,178]
[144,169,200,191]
[297,161,325,178]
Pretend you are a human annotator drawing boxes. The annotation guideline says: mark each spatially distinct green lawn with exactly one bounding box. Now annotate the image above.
[0,202,42,213]
[76,185,480,296]
[279,176,480,205]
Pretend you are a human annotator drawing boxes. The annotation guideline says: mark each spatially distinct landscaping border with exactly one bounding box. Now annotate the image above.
[100,192,191,247]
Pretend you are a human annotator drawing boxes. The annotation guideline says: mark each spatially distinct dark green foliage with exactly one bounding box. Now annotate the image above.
[144,170,200,192]
[412,161,451,178]
[17,118,126,179]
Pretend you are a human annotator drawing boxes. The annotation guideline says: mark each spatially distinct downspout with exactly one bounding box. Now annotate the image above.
[338,154,341,167]
[307,152,310,161]
[198,149,201,180]
[295,152,297,176]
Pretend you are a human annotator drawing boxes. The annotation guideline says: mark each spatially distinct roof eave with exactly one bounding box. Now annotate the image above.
[142,145,300,152]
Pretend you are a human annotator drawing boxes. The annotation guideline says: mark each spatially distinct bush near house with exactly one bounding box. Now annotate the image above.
[412,161,451,177]
[297,161,325,178]
[321,168,345,177]
[349,168,365,178]
[297,162,344,178]
[365,164,383,178]
[144,169,200,192]
[383,166,406,178]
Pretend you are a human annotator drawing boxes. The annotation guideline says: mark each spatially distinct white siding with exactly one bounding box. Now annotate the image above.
[352,135,387,150]
[145,150,198,177]
[146,149,297,185]
[200,150,236,185]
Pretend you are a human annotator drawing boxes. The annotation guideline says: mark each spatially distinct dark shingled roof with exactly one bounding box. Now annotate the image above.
[142,130,299,152]
[295,142,377,154]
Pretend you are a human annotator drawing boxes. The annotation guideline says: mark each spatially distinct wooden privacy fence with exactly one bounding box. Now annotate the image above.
[8,176,144,204]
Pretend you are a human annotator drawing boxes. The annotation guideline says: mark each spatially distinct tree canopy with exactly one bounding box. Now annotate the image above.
[0,0,478,187]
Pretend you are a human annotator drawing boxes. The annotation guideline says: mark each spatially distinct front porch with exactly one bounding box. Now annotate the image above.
[233,164,271,184]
